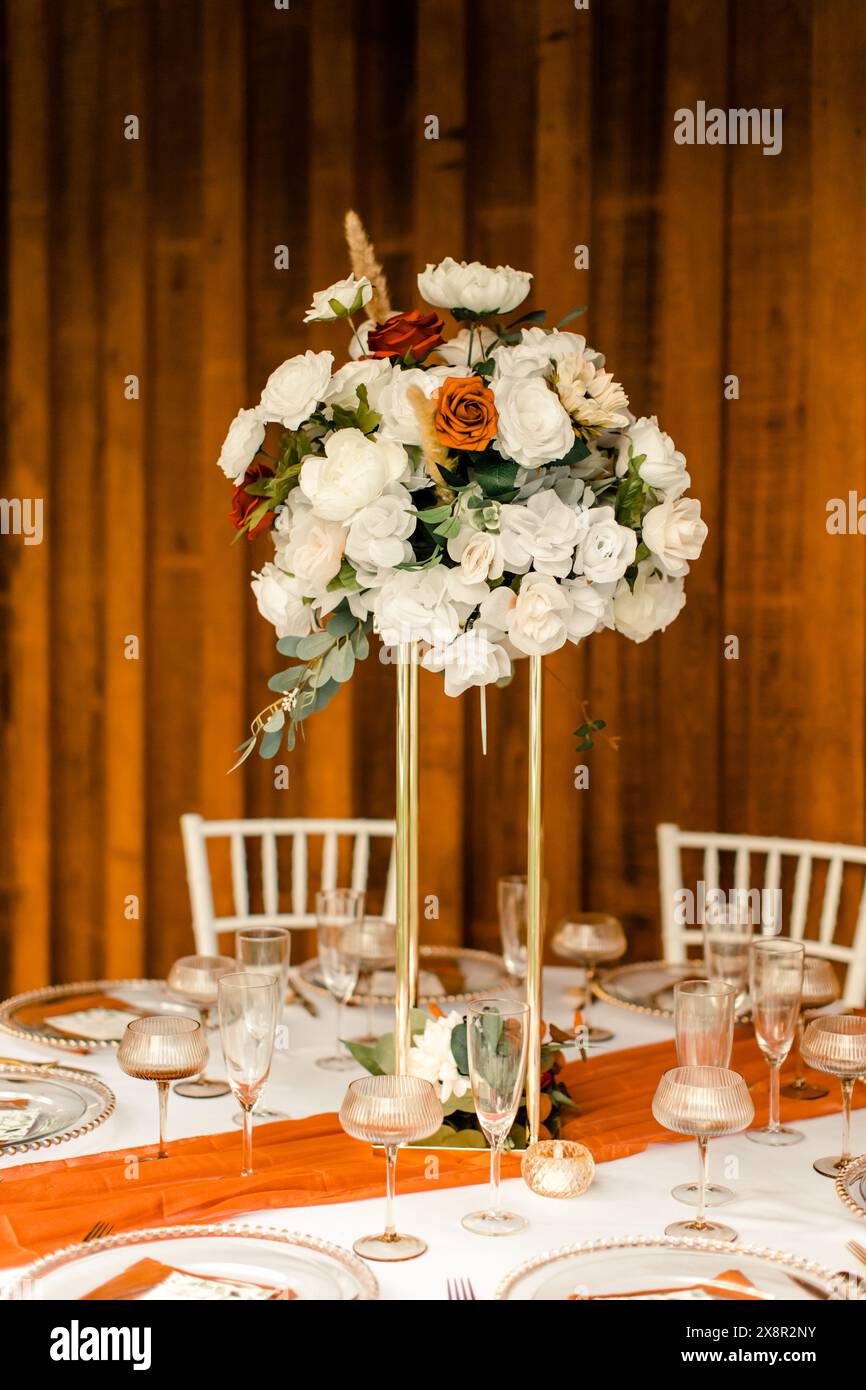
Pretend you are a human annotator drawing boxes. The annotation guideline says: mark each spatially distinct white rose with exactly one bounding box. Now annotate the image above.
[304,273,372,323]
[519,326,605,367]
[480,573,570,657]
[376,366,440,446]
[299,428,408,522]
[345,484,416,569]
[417,257,531,315]
[560,575,613,640]
[348,318,380,361]
[498,505,540,574]
[573,504,637,583]
[251,563,317,639]
[494,327,605,381]
[492,376,575,470]
[447,526,505,583]
[612,563,686,643]
[519,490,587,577]
[259,350,333,428]
[324,358,392,412]
[423,628,511,697]
[616,416,690,497]
[437,325,498,366]
[217,407,265,483]
[374,566,467,647]
[642,496,707,577]
[274,500,346,592]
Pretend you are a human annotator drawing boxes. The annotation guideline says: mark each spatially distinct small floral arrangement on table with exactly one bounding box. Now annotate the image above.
[343,1007,585,1149]
[217,212,706,764]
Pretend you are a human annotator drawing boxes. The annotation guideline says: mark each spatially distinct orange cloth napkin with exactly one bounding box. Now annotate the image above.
[0,1028,859,1270]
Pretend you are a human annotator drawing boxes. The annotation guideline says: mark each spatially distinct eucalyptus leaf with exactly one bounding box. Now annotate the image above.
[276,635,301,657]
[295,631,334,659]
[450,1021,468,1075]
[556,305,588,327]
[341,1039,384,1074]
[259,727,283,759]
[326,606,358,637]
[351,626,370,660]
[329,641,356,683]
[267,665,305,693]
[263,709,285,734]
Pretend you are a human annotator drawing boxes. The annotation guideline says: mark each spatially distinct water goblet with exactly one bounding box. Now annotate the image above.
[746,938,805,1146]
[800,1015,866,1177]
[235,928,292,1121]
[551,914,625,1042]
[462,998,530,1236]
[339,1075,443,1261]
[117,1015,208,1160]
[653,1066,755,1242]
[671,979,736,1207]
[498,876,548,985]
[316,888,365,1071]
[702,903,754,1007]
[781,957,840,1101]
[218,972,278,1177]
[166,954,235,1098]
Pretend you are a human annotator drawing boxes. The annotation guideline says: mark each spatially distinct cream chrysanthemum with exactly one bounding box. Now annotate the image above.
[556,353,630,431]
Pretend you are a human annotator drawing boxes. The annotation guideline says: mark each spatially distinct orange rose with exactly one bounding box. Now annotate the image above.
[433,376,498,452]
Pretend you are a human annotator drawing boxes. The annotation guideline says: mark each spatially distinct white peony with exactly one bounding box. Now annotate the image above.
[304,273,372,323]
[447,526,505,583]
[422,628,511,697]
[437,325,498,366]
[298,429,408,522]
[217,407,265,484]
[480,573,570,657]
[324,357,392,412]
[259,350,333,429]
[616,416,690,497]
[417,257,531,315]
[374,566,482,647]
[556,353,630,430]
[493,327,605,381]
[251,563,317,639]
[612,562,686,643]
[407,1012,471,1103]
[573,505,637,583]
[642,496,707,577]
[345,484,416,570]
[560,575,613,640]
[274,498,346,592]
[492,376,575,470]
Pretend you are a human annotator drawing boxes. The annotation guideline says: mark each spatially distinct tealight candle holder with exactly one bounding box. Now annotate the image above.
[521,1139,595,1199]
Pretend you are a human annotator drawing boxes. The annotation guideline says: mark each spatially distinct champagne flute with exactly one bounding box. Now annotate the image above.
[235,928,292,1122]
[551,915,625,1042]
[461,998,530,1236]
[166,955,235,1098]
[746,938,805,1146]
[218,972,278,1177]
[672,979,737,1207]
[316,888,365,1071]
[653,1066,754,1242]
[781,957,840,1101]
[801,1015,866,1176]
[117,1015,208,1160]
[339,1075,442,1261]
[498,876,548,985]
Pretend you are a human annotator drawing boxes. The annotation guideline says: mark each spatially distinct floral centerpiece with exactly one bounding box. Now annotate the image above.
[217,212,706,763]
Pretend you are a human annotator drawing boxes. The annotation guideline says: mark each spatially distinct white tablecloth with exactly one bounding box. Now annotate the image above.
[2,967,864,1300]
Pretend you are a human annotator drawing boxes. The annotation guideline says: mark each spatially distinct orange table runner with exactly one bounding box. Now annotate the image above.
[0,1028,859,1269]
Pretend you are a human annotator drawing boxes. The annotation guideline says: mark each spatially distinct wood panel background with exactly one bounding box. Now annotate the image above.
[1,0,865,993]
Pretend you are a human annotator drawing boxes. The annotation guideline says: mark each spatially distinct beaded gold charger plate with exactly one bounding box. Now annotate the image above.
[593,959,752,1020]
[0,1062,116,1154]
[0,978,198,1053]
[297,944,512,1007]
[835,1153,866,1223]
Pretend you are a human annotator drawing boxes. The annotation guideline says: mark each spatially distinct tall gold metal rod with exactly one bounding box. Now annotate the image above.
[526,654,544,1145]
[408,645,420,1009]
[394,641,419,1071]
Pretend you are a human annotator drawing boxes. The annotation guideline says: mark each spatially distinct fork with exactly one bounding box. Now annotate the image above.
[82,1221,114,1243]
[446,1276,477,1301]
[846,1239,866,1269]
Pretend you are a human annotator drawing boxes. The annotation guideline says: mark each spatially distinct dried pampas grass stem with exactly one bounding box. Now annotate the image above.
[344,209,392,323]
[407,386,455,504]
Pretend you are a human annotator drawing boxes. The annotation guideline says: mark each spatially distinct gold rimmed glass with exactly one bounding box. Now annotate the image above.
[551,914,625,1042]
[166,955,235,1098]
[462,998,530,1236]
[652,1066,755,1242]
[800,1014,866,1177]
[781,957,840,1102]
[117,1015,207,1160]
[672,979,737,1208]
[747,938,805,1147]
[218,972,278,1177]
[339,1075,442,1261]
[316,889,365,1071]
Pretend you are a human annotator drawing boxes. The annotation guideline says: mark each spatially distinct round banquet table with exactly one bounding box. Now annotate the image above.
[0,966,863,1300]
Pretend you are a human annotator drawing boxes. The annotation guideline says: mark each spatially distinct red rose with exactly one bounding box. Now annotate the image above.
[366,309,444,362]
[230,460,275,540]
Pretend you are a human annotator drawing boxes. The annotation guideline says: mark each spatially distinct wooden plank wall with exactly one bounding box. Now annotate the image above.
[1,0,865,992]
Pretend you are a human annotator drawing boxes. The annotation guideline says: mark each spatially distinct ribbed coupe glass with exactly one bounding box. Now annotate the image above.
[800,1015,866,1177]
[166,954,235,1098]
[339,1075,443,1261]
[652,1066,754,1242]
[117,1016,208,1159]
[551,915,625,1042]
[781,957,840,1102]
[671,979,736,1208]
[747,938,805,1147]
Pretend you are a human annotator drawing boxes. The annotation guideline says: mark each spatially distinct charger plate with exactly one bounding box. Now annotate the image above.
[494,1235,849,1301]
[835,1153,866,1223]
[0,978,197,1053]
[11,1225,379,1301]
[0,1063,115,1154]
[297,944,511,1006]
[595,960,728,1019]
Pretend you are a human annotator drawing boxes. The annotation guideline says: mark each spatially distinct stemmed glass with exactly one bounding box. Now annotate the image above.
[218,972,278,1177]
[551,915,625,1042]
[354,917,397,1044]
[702,904,754,1008]
[461,998,530,1236]
[653,1066,755,1242]
[316,888,365,1071]
[672,980,736,1207]
[166,955,235,1098]
[339,1075,442,1261]
[497,876,548,985]
[800,1015,866,1176]
[747,938,805,1146]
[235,927,292,1122]
[117,1016,208,1160]
[781,957,840,1101]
